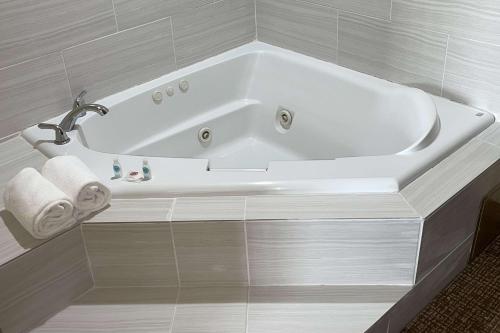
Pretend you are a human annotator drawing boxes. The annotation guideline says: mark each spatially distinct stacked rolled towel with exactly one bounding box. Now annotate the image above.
[3,168,77,239]
[42,156,112,220]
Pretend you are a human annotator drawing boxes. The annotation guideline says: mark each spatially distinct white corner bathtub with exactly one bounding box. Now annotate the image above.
[23,42,494,197]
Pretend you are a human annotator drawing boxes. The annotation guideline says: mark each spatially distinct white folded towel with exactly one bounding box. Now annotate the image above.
[3,168,77,239]
[42,156,111,220]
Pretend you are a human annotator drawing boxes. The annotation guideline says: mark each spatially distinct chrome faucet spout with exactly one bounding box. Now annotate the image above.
[37,90,109,145]
[60,103,109,132]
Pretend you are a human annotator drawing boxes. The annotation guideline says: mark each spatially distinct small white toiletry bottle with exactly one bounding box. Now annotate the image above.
[113,158,122,178]
[142,159,152,181]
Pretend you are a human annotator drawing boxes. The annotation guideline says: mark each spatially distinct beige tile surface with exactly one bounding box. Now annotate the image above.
[172,0,255,67]
[0,0,116,68]
[443,37,500,112]
[0,136,33,167]
[307,0,391,20]
[32,287,178,333]
[256,0,338,63]
[83,223,178,287]
[0,210,45,266]
[0,227,93,333]
[63,17,176,102]
[248,286,409,333]
[401,139,500,217]
[247,219,420,285]
[415,159,500,280]
[388,235,474,333]
[172,222,248,286]
[392,0,500,45]
[245,193,418,220]
[113,0,214,30]
[172,196,245,221]
[84,198,175,223]
[0,54,72,138]
[172,287,248,333]
[477,123,500,146]
[338,13,448,95]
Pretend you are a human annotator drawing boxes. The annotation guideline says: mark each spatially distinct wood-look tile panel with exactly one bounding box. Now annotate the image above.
[247,219,421,285]
[392,0,500,45]
[338,13,448,95]
[444,37,500,113]
[63,17,176,102]
[0,227,92,333]
[415,160,500,280]
[256,0,337,63]
[0,54,72,138]
[247,286,409,333]
[307,0,391,20]
[113,0,214,30]
[32,287,178,333]
[388,235,473,333]
[0,0,116,68]
[245,193,418,220]
[172,222,248,286]
[83,223,178,287]
[172,287,248,333]
[401,139,500,217]
[0,136,33,167]
[172,196,245,221]
[84,198,174,223]
[172,0,255,67]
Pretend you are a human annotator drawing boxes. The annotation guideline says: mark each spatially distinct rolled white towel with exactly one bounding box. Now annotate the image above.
[42,156,111,220]
[3,168,77,239]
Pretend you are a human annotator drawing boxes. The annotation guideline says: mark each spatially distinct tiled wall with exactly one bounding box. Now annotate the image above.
[256,0,500,115]
[0,0,256,139]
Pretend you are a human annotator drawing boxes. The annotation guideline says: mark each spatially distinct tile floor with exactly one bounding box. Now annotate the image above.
[31,285,410,333]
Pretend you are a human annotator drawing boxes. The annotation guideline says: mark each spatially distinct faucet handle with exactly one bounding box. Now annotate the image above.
[73,90,87,110]
[38,123,70,145]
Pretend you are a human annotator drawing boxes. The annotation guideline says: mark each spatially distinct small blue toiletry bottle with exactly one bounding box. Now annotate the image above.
[113,158,122,178]
[142,159,152,180]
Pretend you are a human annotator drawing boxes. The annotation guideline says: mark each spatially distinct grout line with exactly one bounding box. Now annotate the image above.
[336,9,340,63]
[110,0,120,32]
[169,16,178,67]
[169,199,182,288]
[254,0,258,40]
[79,224,96,287]
[62,16,172,53]
[60,51,74,99]
[417,232,474,284]
[245,286,251,333]
[412,219,424,284]
[440,34,450,97]
[170,225,181,289]
[243,198,251,286]
[169,288,181,333]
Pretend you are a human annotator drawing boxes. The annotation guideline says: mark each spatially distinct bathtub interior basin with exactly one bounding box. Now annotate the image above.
[77,48,439,170]
[23,42,493,196]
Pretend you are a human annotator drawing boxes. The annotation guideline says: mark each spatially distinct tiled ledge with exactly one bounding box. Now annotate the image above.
[84,192,419,224]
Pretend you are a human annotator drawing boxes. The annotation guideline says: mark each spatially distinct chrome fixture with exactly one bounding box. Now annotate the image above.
[37,123,70,145]
[38,90,109,145]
